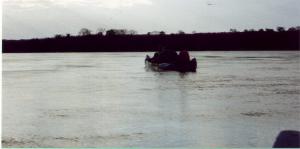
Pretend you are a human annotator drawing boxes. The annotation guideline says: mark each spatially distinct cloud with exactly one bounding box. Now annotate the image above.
[92,0,153,9]
[3,0,52,8]
[3,0,153,9]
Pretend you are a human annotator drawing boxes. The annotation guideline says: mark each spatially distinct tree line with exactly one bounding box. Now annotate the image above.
[57,28,165,38]
[3,26,300,53]
[55,26,300,38]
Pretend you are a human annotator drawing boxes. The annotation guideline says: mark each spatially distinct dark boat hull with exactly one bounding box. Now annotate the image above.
[145,55,197,72]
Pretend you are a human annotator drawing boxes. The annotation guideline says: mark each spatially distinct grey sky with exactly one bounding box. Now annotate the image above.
[3,0,300,39]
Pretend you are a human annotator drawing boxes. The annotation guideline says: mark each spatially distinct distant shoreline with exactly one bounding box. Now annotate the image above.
[2,50,300,54]
[3,31,299,53]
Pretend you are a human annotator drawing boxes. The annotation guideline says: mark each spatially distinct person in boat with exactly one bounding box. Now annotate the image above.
[149,52,159,63]
[149,49,178,64]
[157,49,178,64]
[177,50,190,65]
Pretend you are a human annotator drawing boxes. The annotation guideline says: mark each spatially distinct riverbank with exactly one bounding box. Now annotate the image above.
[3,31,299,53]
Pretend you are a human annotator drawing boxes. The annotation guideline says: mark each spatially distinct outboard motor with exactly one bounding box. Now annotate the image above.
[145,55,150,64]
[190,58,197,72]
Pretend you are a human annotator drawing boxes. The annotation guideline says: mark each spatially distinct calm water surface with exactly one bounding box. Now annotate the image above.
[2,51,300,147]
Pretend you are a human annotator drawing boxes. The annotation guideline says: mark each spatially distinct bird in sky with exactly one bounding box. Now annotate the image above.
[206,1,216,6]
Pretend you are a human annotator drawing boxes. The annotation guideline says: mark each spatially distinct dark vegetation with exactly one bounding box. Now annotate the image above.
[3,27,300,53]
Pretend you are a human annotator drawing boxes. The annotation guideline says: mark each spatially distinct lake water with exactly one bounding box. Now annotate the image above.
[2,51,300,147]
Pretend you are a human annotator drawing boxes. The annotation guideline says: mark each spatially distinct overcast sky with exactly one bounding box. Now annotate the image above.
[3,0,300,39]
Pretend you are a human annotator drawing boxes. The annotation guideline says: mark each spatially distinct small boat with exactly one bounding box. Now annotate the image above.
[145,55,197,72]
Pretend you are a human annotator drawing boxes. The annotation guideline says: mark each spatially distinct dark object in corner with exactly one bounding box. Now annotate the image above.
[273,130,300,148]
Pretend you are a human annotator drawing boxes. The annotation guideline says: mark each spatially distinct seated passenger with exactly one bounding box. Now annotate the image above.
[150,52,159,63]
[178,50,190,65]
[158,49,178,64]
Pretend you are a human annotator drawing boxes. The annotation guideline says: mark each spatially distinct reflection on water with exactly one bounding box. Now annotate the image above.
[2,51,300,147]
